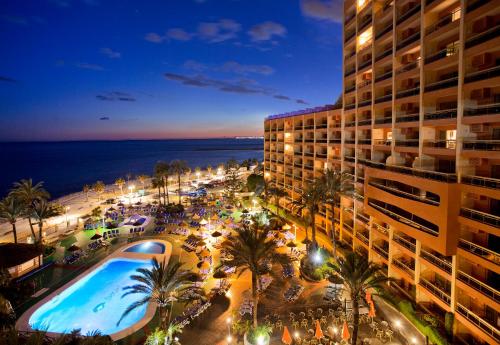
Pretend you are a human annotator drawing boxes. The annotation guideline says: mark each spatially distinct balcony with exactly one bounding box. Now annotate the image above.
[358,79,371,89]
[396,86,420,99]
[397,32,420,51]
[460,207,500,228]
[465,24,500,49]
[345,84,356,94]
[420,249,452,274]
[294,125,303,130]
[464,103,500,118]
[458,239,500,266]
[425,76,458,93]
[458,271,500,304]
[419,277,451,305]
[358,138,371,145]
[426,9,461,36]
[375,117,392,125]
[461,175,500,190]
[395,113,419,123]
[396,61,419,75]
[375,70,392,83]
[359,59,372,70]
[373,139,391,146]
[395,139,419,147]
[358,118,372,126]
[424,108,457,121]
[316,153,327,159]
[358,15,372,32]
[392,258,415,278]
[456,303,500,343]
[358,99,372,107]
[294,139,303,143]
[369,180,440,206]
[372,243,389,259]
[329,138,341,144]
[462,139,500,152]
[316,123,328,129]
[376,23,393,40]
[344,68,356,78]
[375,48,392,62]
[345,103,356,110]
[356,231,369,245]
[345,30,356,43]
[393,233,416,253]
[375,94,392,104]
[304,164,314,171]
[466,0,493,13]
[345,156,356,163]
[465,65,500,84]
[397,4,421,25]
[424,45,459,65]
[423,140,456,151]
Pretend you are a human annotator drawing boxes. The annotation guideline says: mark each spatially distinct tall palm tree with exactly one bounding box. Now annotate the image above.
[170,160,188,205]
[31,200,63,243]
[93,181,105,201]
[291,181,324,250]
[137,175,148,190]
[221,216,291,327]
[154,161,171,205]
[269,185,288,217]
[151,177,163,206]
[119,258,204,328]
[10,179,50,241]
[114,178,125,195]
[0,196,25,243]
[83,184,91,202]
[330,252,392,345]
[318,169,354,259]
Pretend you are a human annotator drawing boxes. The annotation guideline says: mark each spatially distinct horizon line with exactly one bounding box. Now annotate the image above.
[0,136,265,144]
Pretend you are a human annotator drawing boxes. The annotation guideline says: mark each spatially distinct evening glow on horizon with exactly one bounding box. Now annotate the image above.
[0,0,343,141]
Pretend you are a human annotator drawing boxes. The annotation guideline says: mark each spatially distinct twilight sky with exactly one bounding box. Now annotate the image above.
[0,0,343,141]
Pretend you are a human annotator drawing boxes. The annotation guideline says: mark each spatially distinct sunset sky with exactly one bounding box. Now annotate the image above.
[0,0,343,141]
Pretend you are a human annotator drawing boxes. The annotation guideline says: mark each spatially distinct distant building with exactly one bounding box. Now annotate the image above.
[0,243,43,279]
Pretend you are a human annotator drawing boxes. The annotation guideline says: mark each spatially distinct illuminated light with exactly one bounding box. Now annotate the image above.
[227,335,232,343]
[174,337,179,341]
[313,250,322,264]
[294,332,300,338]
[357,0,368,10]
[284,144,291,151]
[411,337,418,344]
[284,132,291,138]
[226,317,232,324]
[226,290,232,298]
[257,336,265,345]
[394,319,402,328]
[357,27,372,50]
[333,327,338,334]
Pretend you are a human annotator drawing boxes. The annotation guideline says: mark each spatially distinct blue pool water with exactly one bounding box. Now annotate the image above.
[125,242,165,254]
[29,258,153,335]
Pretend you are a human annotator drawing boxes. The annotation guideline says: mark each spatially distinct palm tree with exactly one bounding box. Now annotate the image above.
[151,177,163,206]
[170,160,188,205]
[10,179,50,241]
[115,178,125,195]
[83,184,91,202]
[330,251,392,345]
[318,169,353,259]
[291,181,324,250]
[221,216,291,327]
[0,196,25,243]
[31,200,63,243]
[119,258,204,328]
[269,185,288,217]
[137,174,149,190]
[93,181,105,201]
[206,164,212,177]
[154,161,171,205]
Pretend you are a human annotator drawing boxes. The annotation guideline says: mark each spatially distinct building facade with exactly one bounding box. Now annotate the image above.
[264,0,499,344]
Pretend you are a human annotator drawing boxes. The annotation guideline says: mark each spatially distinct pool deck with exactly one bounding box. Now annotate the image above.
[16,239,172,341]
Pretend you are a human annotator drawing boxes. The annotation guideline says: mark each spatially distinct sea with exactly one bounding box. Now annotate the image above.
[0,138,263,199]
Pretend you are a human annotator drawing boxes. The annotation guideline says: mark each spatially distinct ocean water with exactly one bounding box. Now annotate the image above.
[0,139,263,198]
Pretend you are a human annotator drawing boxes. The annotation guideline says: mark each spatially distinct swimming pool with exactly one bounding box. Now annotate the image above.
[29,258,153,335]
[125,241,165,254]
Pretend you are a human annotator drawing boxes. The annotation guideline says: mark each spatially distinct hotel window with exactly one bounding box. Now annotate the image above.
[357,0,370,12]
[451,8,461,22]
[357,27,373,51]
[446,130,456,149]
[387,131,393,141]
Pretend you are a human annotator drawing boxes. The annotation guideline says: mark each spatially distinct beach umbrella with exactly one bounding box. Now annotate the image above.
[108,207,116,211]
[211,214,219,221]
[192,214,201,220]
[225,218,232,224]
[68,244,81,252]
[282,224,292,231]
[200,218,208,225]
[342,321,350,341]
[117,202,125,206]
[197,241,207,247]
[282,326,292,345]
[242,209,249,214]
[286,241,297,248]
[314,320,324,340]
[90,233,102,240]
[211,231,222,238]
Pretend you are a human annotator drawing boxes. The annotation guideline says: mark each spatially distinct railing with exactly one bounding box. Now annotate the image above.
[392,258,415,277]
[345,50,356,61]
[359,59,372,70]
[464,103,500,117]
[375,70,392,82]
[373,222,389,236]
[358,138,372,145]
[372,243,389,259]
[304,124,315,130]
[393,233,416,252]
[294,139,303,143]
[358,15,372,31]
[461,175,500,190]
[344,68,356,77]
[345,156,356,163]
[373,139,391,146]
[345,12,355,25]
[315,139,328,143]
[425,76,458,93]
[395,113,419,123]
[316,123,328,129]
[358,80,372,89]
[397,31,420,51]
[397,4,421,25]
[425,44,459,64]
[345,85,356,93]
[369,181,440,206]
[395,139,419,147]
[396,86,420,99]
[316,153,327,158]
[304,164,314,170]
[426,9,461,36]
[330,138,341,144]
[375,94,392,104]
[424,108,457,121]
[465,24,500,49]
[356,231,369,245]
[345,30,356,43]
[294,126,303,130]
[466,0,492,13]
[456,303,500,342]
[375,117,392,124]
[375,48,392,62]
[294,151,303,155]
[358,118,372,126]
[421,250,452,274]
[458,239,500,265]
[357,212,370,224]
[460,207,500,228]
[343,222,353,233]
[423,140,456,150]
[365,160,458,182]
[376,23,393,40]
[345,121,356,128]
[458,271,500,303]
[345,103,356,110]
[465,65,500,84]
[396,61,419,75]
[462,139,500,152]
[419,277,451,305]
[358,99,372,107]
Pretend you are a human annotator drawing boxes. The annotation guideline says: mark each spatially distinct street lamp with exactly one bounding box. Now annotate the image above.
[65,206,70,229]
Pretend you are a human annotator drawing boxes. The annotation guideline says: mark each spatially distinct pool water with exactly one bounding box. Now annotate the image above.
[125,241,165,254]
[29,258,153,335]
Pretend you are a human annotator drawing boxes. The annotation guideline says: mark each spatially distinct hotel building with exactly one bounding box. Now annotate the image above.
[264,0,499,344]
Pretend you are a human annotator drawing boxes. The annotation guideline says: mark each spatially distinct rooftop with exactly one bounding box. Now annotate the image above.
[0,243,42,269]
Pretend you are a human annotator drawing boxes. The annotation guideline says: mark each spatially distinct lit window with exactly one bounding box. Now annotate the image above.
[451,8,461,22]
[357,0,369,11]
[387,131,393,141]
[446,130,456,149]
[357,27,372,50]
[285,132,291,139]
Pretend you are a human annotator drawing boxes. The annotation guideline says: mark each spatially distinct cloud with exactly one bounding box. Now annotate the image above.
[198,19,241,43]
[96,91,136,101]
[220,61,274,76]
[76,63,104,71]
[99,116,110,120]
[166,28,193,41]
[274,95,291,101]
[296,99,309,105]
[100,47,121,59]
[145,32,164,43]
[183,60,207,72]
[300,0,343,23]
[248,21,286,42]
[0,76,17,83]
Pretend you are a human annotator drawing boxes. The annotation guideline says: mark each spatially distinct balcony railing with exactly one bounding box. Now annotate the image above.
[423,140,456,150]
[358,138,372,145]
[359,59,372,70]
[315,139,327,143]
[358,15,372,32]
[345,85,356,94]
[466,0,492,13]
[375,70,392,83]
[369,180,440,206]
[424,108,457,121]
[364,159,458,182]
[395,113,419,123]
[395,139,419,147]
[461,175,500,190]
[372,243,389,259]
[392,258,415,278]
[375,48,392,62]
[425,44,459,65]
[426,9,461,36]
[358,99,372,107]
[358,118,372,126]
[373,139,391,146]
[464,103,500,117]
[397,4,421,25]
[462,139,500,152]
[375,117,392,125]
[375,94,392,104]
[356,231,370,245]
[396,86,420,99]
[420,250,452,274]
[465,65,500,84]
[344,68,356,77]
[458,239,500,266]
[345,103,356,110]
[330,138,341,144]
[397,31,420,51]
[425,76,458,93]
[460,207,500,228]
[458,271,500,303]
[465,24,500,49]
[294,125,303,130]
[345,30,356,43]
[358,80,371,89]
[419,277,451,305]
[373,222,389,236]
[456,303,500,342]
[345,156,356,163]
[376,23,393,40]
[393,234,416,252]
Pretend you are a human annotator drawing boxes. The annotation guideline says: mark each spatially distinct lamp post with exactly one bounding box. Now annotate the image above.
[65,206,70,229]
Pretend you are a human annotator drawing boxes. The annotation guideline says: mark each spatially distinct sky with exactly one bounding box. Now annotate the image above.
[0,0,344,141]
